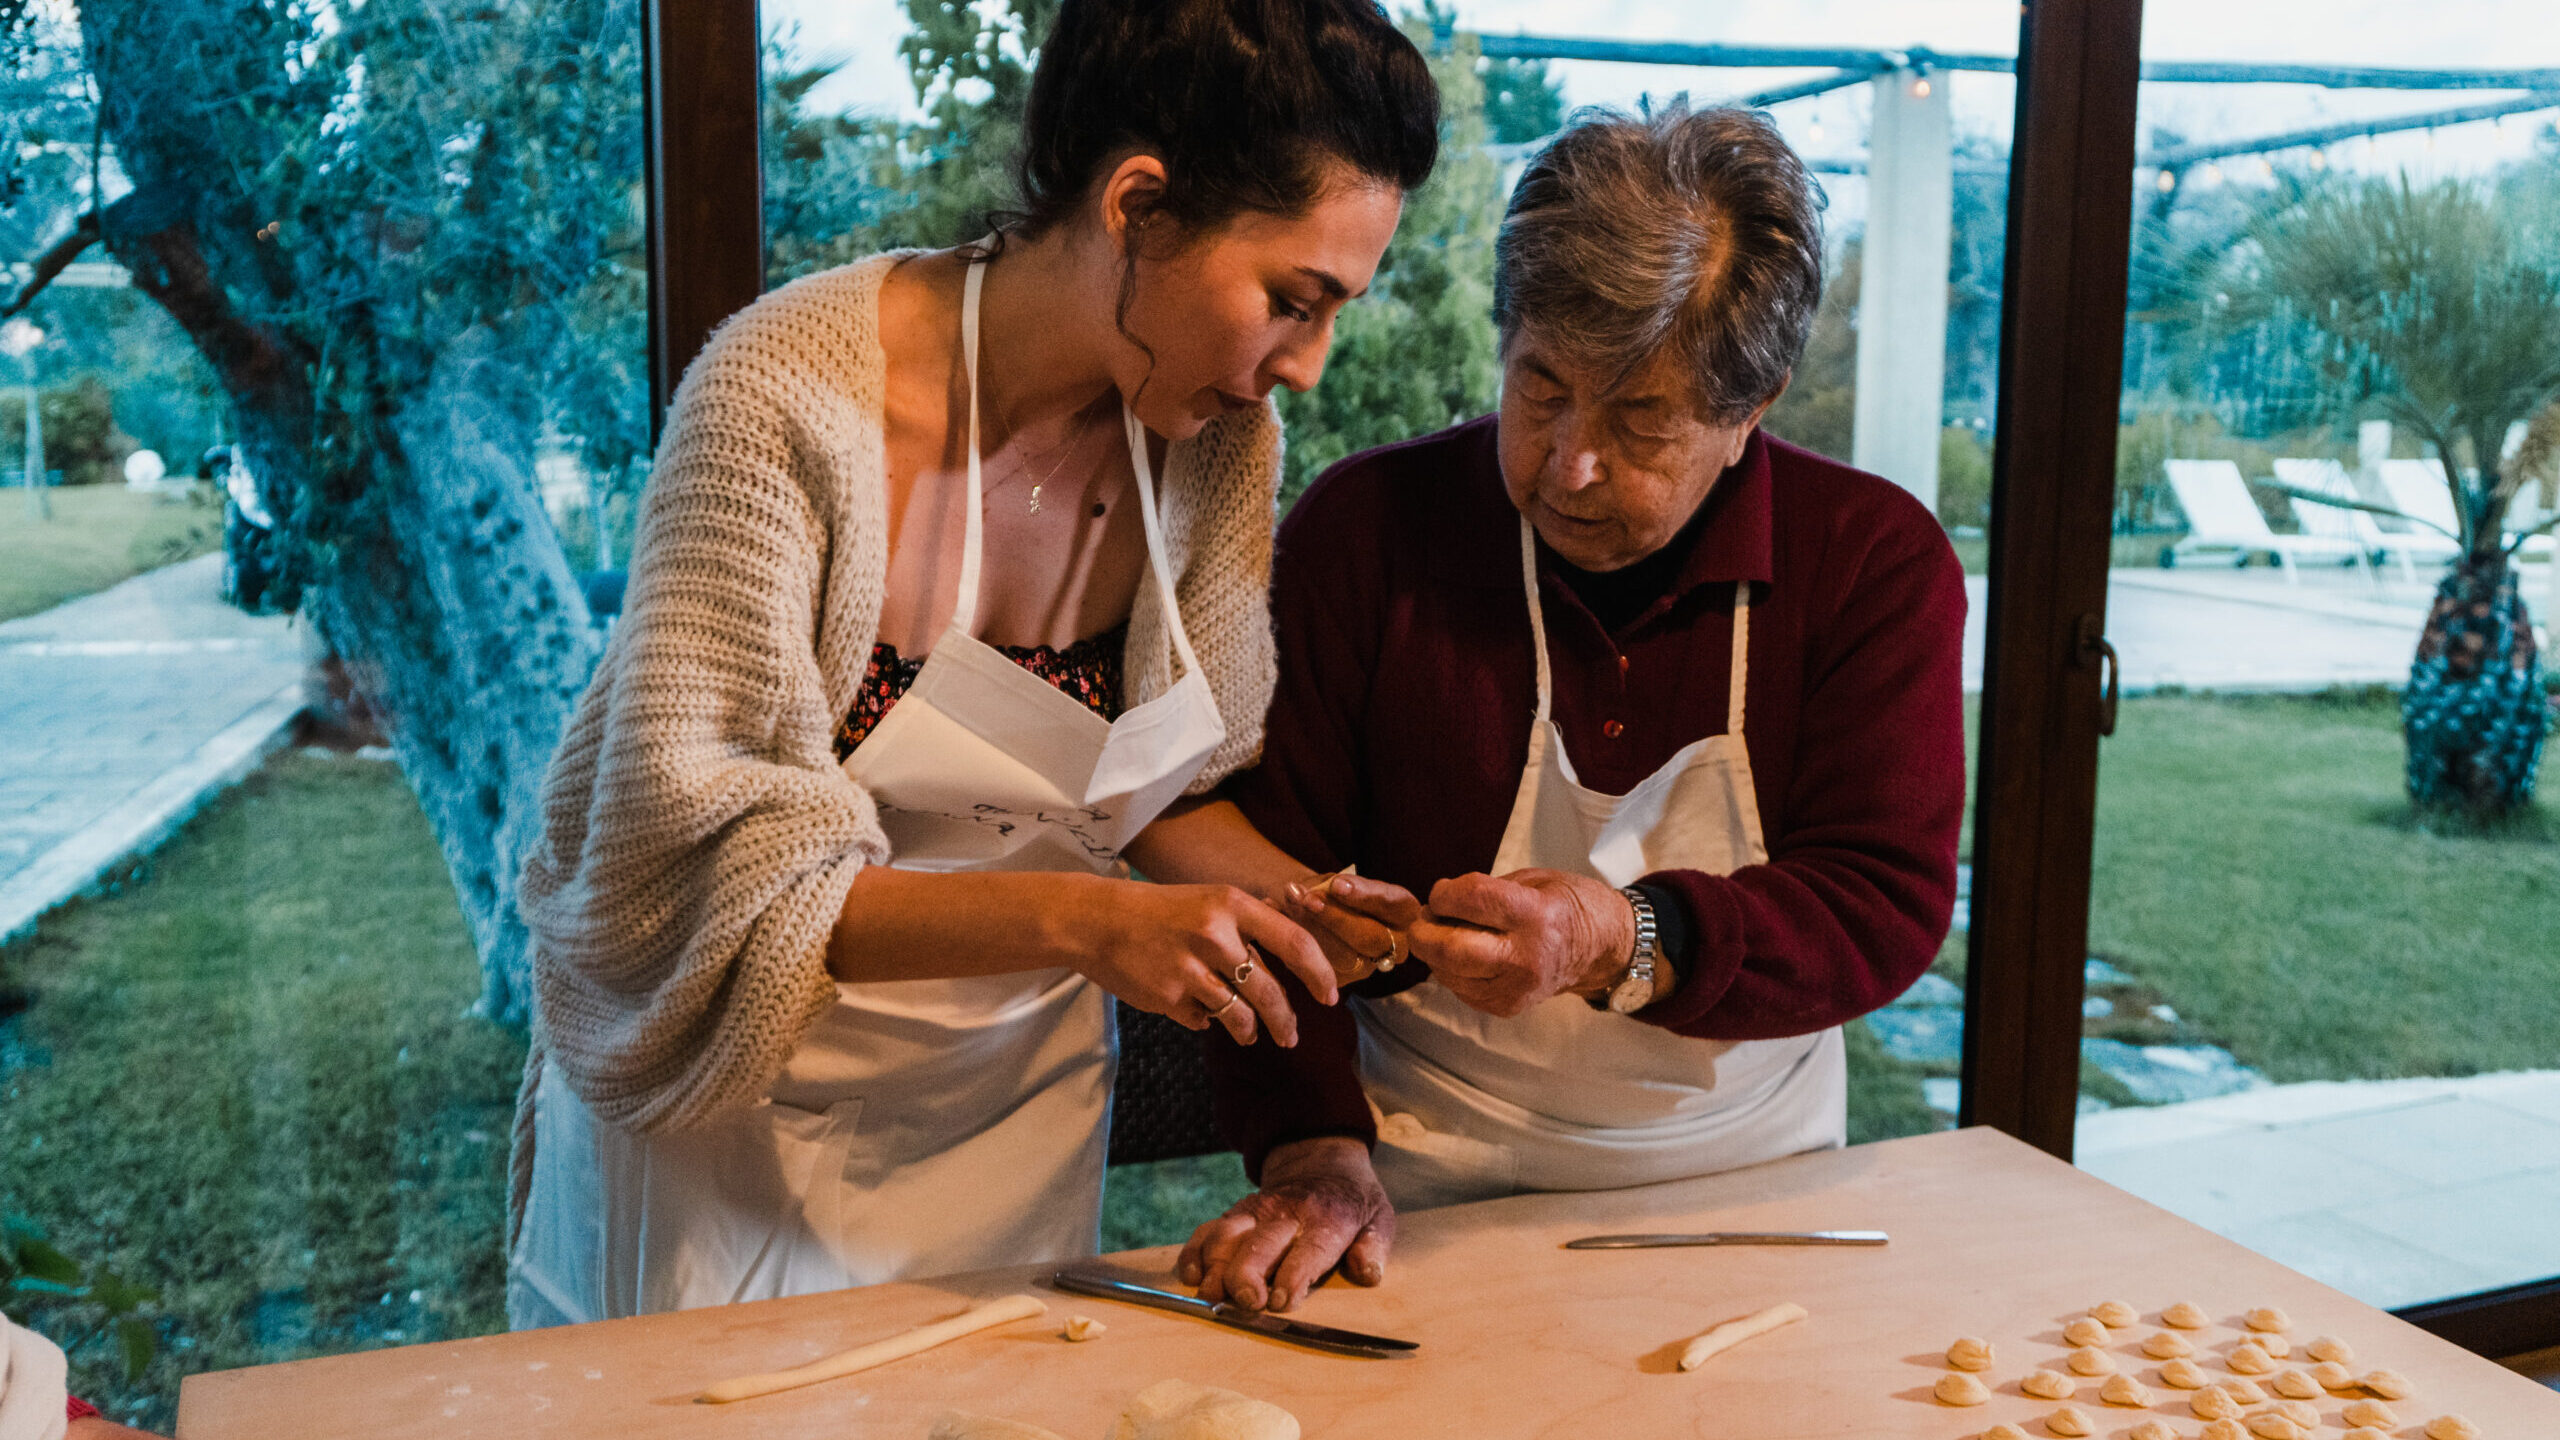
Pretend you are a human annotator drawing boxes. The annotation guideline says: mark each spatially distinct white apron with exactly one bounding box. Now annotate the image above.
[1357,520,1845,1211]
[511,257,1226,1326]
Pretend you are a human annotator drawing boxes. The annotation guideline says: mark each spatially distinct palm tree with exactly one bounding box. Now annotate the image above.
[2232,178,2560,817]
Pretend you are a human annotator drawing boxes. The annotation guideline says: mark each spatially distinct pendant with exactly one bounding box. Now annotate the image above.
[1028,484,1042,515]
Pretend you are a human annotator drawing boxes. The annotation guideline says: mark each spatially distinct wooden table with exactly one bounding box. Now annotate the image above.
[177,1128,2560,1438]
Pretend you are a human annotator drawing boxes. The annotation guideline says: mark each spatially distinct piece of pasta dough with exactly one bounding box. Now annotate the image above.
[1936,1373,1994,1407]
[1061,1316,1107,1343]
[2044,1405,2093,1437]
[1947,1337,1996,1372]
[2201,1421,2247,1440]
[2361,1369,2414,1400]
[1104,1380,1301,1440]
[2163,1302,2213,1330]
[1677,1302,1807,1372]
[2023,1369,2077,1400]
[2244,1307,2291,1333]
[2243,1414,2303,1440]
[2144,1331,2194,1359]
[2067,1346,2117,1377]
[2342,1429,2390,1440]
[1983,1426,2031,1440]
[2308,1361,2357,1391]
[2159,1357,2211,1390]
[2092,1301,2141,1329]
[2272,1399,2318,1429]
[2191,1387,2242,1421]
[2222,1378,2265,1405]
[700,1294,1048,1404]
[2341,1399,2400,1429]
[2305,1336,2353,1366]
[2129,1424,2178,1440]
[2271,1368,2320,1401]
[928,1415,1071,1440]
[2256,1332,2292,1359]
[2422,1417,2480,1440]
[2063,1318,2111,1348]
[2226,1342,2276,1375]
[2099,1374,2151,1407]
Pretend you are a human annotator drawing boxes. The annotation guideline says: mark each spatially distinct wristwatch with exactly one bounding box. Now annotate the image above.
[1588,885,1660,1015]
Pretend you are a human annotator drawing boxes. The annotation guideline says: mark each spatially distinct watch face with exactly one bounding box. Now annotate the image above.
[1608,973,1654,1015]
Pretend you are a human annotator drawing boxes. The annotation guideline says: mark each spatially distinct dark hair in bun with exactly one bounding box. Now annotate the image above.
[1007,0,1440,240]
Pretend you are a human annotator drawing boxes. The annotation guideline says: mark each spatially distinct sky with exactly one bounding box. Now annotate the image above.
[766,0,2560,195]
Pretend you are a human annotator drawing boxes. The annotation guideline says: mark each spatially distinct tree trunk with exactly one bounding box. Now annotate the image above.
[81,3,602,1022]
[2403,549,2551,817]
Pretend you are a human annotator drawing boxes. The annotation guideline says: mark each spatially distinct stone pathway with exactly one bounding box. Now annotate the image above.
[1960,558,2555,694]
[0,554,305,941]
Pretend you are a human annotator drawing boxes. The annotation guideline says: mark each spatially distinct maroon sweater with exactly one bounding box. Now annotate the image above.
[1206,417,1968,1176]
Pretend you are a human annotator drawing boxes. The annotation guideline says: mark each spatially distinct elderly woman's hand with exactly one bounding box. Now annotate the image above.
[1412,868,1635,1017]
[1177,1136,1395,1312]
[1274,872,1424,983]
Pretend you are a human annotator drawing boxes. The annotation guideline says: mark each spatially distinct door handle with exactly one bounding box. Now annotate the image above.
[2076,613,2120,737]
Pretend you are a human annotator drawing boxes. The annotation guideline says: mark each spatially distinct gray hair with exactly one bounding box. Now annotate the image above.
[1493,101,1826,423]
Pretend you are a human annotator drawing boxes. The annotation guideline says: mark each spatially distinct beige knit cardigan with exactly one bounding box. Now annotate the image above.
[510,252,1281,1239]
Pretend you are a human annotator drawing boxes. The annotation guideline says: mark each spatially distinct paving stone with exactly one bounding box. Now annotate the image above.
[1864,1007,1964,1066]
[2081,1038,2265,1105]
[2084,957,2137,988]
[1891,972,1963,1009]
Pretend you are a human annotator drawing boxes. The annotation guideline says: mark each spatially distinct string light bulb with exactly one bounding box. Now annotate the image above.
[2205,162,2224,184]
[1809,118,1826,141]
[1912,77,1932,98]
[2309,149,2327,170]
[2157,169,2177,192]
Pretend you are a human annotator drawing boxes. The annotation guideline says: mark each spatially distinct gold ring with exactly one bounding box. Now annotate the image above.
[1371,931,1407,972]
[1232,960,1256,986]
[1209,990,1243,1020]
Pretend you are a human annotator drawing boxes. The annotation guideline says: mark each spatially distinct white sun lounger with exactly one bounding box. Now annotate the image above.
[2273,458,2449,582]
[2162,459,2363,583]
[2377,458,2558,561]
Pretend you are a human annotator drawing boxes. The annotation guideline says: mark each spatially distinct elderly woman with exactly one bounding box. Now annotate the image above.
[1157,102,1968,1312]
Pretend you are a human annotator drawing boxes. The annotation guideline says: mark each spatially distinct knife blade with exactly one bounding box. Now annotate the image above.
[1563,1229,1890,1250]
[1048,1270,1418,1358]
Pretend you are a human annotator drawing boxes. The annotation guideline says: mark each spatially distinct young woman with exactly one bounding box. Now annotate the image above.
[506,0,1439,1325]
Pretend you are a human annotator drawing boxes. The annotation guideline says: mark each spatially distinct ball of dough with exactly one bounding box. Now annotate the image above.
[2423,1417,2480,1440]
[1947,1336,1996,1372]
[1937,1372,1994,1407]
[2273,1399,2319,1429]
[2160,1357,2211,1390]
[2361,1368,2414,1400]
[2244,1414,2303,1440]
[2023,1369,2078,1400]
[2067,1346,2117,1377]
[2341,1399,2400,1429]
[2305,1336,2354,1366]
[2191,1387,2242,1421]
[2222,1378,2265,1405]
[1983,1426,2032,1440]
[2044,1405,2093,1437]
[2130,1424,2178,1440]
[2092,1300,2141,1329]
[2063,1317,2111,1348]
[2099,1374,2151,1407]
[2227,1342,2276,1375]
[2145,1330,2195,1359]
[2271,1368,2320,1400]
[2202,1422,2247,1440]
[2164,1301,2213,1329]
[2244,1306,2292,1333]
[2255,1331,2293,1359]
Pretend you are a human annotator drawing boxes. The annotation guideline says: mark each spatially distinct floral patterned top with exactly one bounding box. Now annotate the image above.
[834,623,1130,759]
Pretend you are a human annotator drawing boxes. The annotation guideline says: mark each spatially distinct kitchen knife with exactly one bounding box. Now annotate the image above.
[1562,1230,1890,1250]
[1048,1270,1418,1358]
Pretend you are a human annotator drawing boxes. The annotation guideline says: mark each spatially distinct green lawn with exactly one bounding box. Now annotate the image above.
[6,694,2552,1424]
[0,483,222,623]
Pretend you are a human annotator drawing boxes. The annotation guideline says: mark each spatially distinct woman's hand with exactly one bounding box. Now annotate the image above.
[1064,880,1338,1046]
[1275,873,1425,983]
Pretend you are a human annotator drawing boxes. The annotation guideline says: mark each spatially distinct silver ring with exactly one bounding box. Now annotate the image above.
[1208,990,1243,1020]
[1232,960,1256,986]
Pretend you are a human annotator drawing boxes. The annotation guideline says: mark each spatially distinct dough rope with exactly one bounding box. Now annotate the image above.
[699,1295,1048,1403]
[1677,1302,1807,1372]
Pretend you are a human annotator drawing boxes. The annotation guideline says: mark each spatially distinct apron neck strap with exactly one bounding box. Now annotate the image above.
[1517,519,1755,739]
[1727,580,1751,737]
[1126,405,1204,681]
[1515,519,1555,723]
[955,256,990,637]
